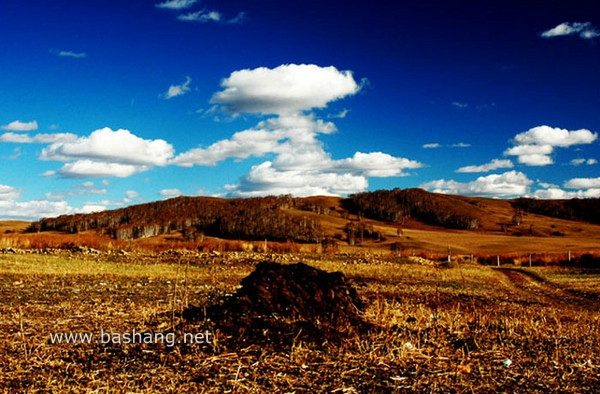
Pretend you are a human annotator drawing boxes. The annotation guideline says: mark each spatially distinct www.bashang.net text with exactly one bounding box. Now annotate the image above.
[48,329,212,347]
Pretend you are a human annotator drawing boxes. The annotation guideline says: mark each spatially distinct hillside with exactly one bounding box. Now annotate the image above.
[28,195,324,243]
[14,189,600,257]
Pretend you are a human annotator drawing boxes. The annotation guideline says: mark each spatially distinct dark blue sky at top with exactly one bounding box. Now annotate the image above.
[1,0,599,219]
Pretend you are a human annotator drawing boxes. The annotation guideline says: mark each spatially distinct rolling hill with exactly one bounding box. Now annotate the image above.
[10,188,599,257]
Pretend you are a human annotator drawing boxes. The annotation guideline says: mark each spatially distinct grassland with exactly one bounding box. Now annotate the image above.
[2,251,600,393]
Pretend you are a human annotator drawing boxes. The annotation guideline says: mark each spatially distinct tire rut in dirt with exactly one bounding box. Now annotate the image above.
[496,268,599,311]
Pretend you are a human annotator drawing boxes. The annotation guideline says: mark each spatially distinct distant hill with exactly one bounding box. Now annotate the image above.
[511,197,600,224]
[28,195,324,243]
[27,189,600,245]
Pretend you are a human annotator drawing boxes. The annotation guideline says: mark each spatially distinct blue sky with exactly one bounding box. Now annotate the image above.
[1,0,599,220]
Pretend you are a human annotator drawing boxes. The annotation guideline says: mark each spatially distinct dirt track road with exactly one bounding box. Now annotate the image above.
[495,268,600,312]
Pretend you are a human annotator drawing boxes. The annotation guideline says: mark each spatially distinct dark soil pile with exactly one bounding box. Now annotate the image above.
[184,261,370,347]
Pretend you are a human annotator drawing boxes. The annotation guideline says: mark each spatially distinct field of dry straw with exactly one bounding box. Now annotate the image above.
[1,250,600,393]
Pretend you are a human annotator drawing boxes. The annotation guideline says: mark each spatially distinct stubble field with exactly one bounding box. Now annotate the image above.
[2,250,600,393]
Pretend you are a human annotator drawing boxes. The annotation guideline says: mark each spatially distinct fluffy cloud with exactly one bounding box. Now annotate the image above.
[1,120,38,131]
[178,64,420,196]
[160,188,183,198]
[40,127,174,166]
[210,64,362,115]
[533,186,600,199]
[228,150,421,198]
[36,127,173,178]
[155,0,198,9]
[564,177,600,189]
[504,125,597,166]
[172,114,334,167]
[534,178,600,200]
[161,76,192,99]
[456,159,514,173]
[0,184,77,220]
[421,171,533,197]
[0,200,75,220]
[125,190,140,199]
[541,22,600,39]
[334,152,422,177]
[229,162,369,197]
[512,125,596,147]
[0,184,21,200]
[0,132,78,143]
[175,112,422,196]
[56,160,149,178]
[1,187,147,219]
[172,125,286,167]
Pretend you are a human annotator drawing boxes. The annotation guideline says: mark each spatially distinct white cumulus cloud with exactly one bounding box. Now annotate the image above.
[37,127,174,178]
[40,127,174,167]
[175,65,420,196]
[0,183,78,220]
[1,120,38,131]
[564,177,600,190]
[421,171,533,197]
[174,113,422,196]
[513,177,600,199]
[172,120,289,167]
[0,132,78,144]
[541,22,600,39]
[160,188,183,198]
[125,190,139,199]
[0,184,21,200]
[504,125,597,166]
[210,64,362,115]
[533,185,600,199]
[334,152,422,177]
[0,200,75,220]
[56,160,150,179]
[171,114,334,167]
[230,161,369,197]
[512,125,596,147]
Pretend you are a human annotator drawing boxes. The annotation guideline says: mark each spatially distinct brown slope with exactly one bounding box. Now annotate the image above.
[18,190,600,256]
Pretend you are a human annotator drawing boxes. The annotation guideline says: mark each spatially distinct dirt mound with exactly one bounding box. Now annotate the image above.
[185,262,369,347]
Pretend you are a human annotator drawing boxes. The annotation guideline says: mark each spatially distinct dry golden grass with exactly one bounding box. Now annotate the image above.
[1,251,600,392]
[0,220,30,233]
